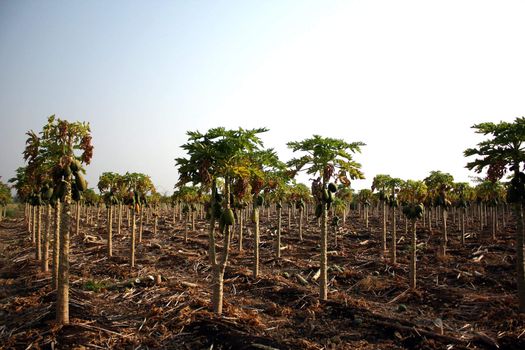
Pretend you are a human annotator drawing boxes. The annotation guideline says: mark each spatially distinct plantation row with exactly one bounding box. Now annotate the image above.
[2,115,525,329]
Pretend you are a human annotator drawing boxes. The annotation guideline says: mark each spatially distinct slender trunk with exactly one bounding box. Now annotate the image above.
[57,179,72,325]
[107,206,113,257]
[382,202,387,252]
[299,207,304,241]
[442,209,448,256]
[52,201,60,290]
[76,202,81,238]
[139,206,144,243]
[410,220,417,289]
[288,206,291,231]
[42,204,51,272]
[36,205,42,260]
[391,207,397,264]
[184,210,189,243]
[253,199,260,278]
[461,208,466,246]
[131,207,136,267]
[365,205,369,228]
[192,209,196,231]
[154,210,158,235]
[320,202,328,300]
[238,209,244,252]
[32,205,37,243]
[276,205,282,258]
[515,201,525,312]
[211,180,232,315]
[118,203,122,236]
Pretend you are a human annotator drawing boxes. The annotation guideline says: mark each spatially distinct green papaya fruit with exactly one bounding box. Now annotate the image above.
[213,202,223,218]
[221,208,235,226]
[75,172,87,192]
[322,189,330,203]
[70,159,82,173]
[328,183,337,193]
[315,203,323,218]
[72,187,81,202]
[256,195,264,207]
[56,182,66,199]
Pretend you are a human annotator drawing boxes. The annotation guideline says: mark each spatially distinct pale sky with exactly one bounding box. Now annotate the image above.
[1,0,524,194]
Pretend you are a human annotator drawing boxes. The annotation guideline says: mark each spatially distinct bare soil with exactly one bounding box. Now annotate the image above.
[1,208,524,349]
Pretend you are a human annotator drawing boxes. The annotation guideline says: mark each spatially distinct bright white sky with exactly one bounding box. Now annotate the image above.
[1,0,524,194]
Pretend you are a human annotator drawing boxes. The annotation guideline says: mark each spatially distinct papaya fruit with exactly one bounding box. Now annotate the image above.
[315,203,323,218]
[56,182,66,199]
[212,202,222,218]
[75,173,87,192]
[221,208,235,226]
[70,159,82,173]
[328,183,337,193]
[256,195,264,207]
[72,187,81,202]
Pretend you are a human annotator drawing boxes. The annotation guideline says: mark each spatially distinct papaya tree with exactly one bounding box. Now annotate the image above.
[247,149,287,276]
[98,172,121,257]
[9,167,32,230]
[372,174,393,252]
[0,179,11,221]
[121,172,154,267]
[176,127,267,314]
[357,189,373,228]
[453,182,473,245]
[287,135,365,300]
[399,180,427,289]
[289,182,311,240]
[386,177,403,264]
[476,180,505,240]
[465,117,525,312]
[424,171,454,255]
[32,115,93,325]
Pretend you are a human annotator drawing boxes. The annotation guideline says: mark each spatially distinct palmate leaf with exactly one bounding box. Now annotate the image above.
[287,135,365,186]
[464,117,525,179]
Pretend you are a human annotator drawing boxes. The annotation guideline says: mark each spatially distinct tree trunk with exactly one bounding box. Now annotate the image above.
[382,202,387,252]
[365,205,369,228]
[276,205,282,258]
[76,202,81,238]
[299,207,304,241]
[461,208,466,246]
[391,207,397,264]
[442,209,448,256]
[139,206,144,243]
[107,206,113,257]
[320,202,328,300]
[184,210,189,243]
[515,202,525,312]
[131,207,136,267]
[288,206,291,231]
[253,201,260,278]
[36,205,42,260]
[52,201,60,290]
[32,205,37,243]
[410,220,417,289]
[117,203,122,236]
[238,209,244,252]
[42,204,51,272]
[57,181,72,325]
[211,180,232,315]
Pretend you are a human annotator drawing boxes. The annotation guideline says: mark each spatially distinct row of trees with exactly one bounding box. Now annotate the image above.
[7,116,525,321]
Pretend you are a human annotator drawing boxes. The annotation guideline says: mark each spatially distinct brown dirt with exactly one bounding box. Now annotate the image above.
[0,208,524,349]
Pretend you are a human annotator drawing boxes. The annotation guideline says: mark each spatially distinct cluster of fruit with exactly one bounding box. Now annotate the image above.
[402,203,424,220]
[314,182,337,218]
[507,172,525,203]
